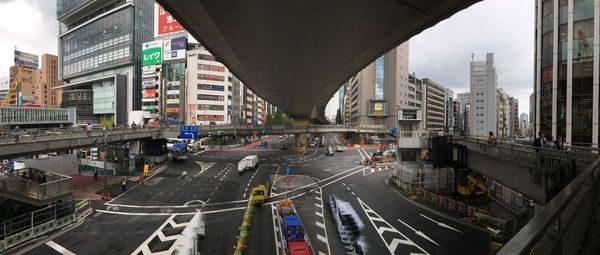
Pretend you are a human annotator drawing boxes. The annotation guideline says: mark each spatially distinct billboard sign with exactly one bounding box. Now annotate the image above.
[163,37,187,61]
[142,40,163,66]
[143,89,157,98]
[155,4,185,36]
[14,50,39,69]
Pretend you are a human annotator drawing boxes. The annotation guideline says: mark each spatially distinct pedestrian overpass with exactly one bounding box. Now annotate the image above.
[0,125,389,158]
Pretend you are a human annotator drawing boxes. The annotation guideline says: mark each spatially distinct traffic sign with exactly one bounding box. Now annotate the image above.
[283,175,292,184]
[180,125,198,139]
[91,147,98,161]
[283,167,292,175]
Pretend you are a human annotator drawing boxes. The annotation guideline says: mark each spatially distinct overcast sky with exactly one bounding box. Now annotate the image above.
[409,0,534,115]
[1,0,534,115]
[0,0,58,78]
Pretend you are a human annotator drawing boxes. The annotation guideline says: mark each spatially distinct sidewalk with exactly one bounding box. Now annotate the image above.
[71,174,140,200]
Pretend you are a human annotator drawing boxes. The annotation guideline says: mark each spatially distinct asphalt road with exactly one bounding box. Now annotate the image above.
[18,134,489,255]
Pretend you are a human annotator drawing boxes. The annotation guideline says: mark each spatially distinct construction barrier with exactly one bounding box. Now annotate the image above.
[415,187,487,217]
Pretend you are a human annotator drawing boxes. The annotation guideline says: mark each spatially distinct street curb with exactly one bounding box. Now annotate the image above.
[384,177,490,234]
[104,163,169,204]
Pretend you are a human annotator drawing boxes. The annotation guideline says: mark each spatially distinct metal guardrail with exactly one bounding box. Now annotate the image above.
[453,136,600,172]
[499,155,600,254]
[0,201,75,252]
[0,170,72,200]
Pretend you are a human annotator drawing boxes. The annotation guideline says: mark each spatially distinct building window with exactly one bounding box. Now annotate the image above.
[197,84,225,91]
[374,56,384,100]
[198,64,225,72]
[197,115,224,121]
[197,94,225,101]
[197,74,225,81]
[198,54,216,61]
[197,104,225,111]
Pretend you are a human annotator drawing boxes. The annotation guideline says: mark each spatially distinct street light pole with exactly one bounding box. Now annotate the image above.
[103,130,108,197]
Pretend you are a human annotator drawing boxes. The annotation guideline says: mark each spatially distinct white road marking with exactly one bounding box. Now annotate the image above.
[315,203,323,208]
[316,221,325,229]
[177,171,187,180]
[271,203,282,255]
[315,196,322,201]
[46,241,76,255]
[357,198,429,255]
[397,219,440,246]
[317,233,327,243]
[419,214,463,234]
[315,211,323,217]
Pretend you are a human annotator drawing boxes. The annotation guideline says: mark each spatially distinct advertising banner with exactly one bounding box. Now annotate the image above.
[14,50,39,69]
[155,4,185,36]
[142,40,163,66]
[163,37,187,61]
[166,108,179,113]
[188,104,196,124]
[143,89,157,98]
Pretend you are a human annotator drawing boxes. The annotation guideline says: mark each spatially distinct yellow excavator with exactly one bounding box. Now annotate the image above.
[457,172,490,201]
[1,66,23,106]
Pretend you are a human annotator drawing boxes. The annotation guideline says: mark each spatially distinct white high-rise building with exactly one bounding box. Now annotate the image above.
[186,45,230,125]
[470,53,498,137]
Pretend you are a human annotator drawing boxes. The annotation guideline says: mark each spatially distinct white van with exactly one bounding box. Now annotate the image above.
[238,155,259,175]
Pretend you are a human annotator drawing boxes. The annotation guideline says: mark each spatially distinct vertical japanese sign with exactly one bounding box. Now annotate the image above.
[155,4,185,36]
[142,40,163,66]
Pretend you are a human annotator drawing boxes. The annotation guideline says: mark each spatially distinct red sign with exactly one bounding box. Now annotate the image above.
[283,176,292,184]
[143,89,157,98]
[157,6,185,36]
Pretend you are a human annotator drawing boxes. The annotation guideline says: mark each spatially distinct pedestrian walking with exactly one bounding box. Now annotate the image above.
[533,131,546,151]
[487,131,497,145]
[93,168,98,181]
[121,177,127,192]
[545,135,556,149]
[556,136,565,150]
[86,123,93,137]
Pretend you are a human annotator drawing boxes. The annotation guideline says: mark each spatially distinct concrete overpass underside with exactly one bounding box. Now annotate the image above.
[156,0,481,120]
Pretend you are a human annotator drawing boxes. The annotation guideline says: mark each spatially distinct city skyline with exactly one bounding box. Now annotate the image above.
[2,0,533,117]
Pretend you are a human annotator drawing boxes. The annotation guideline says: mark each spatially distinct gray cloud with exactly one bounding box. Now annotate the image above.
[409,0,534,114]
[0,0,58,77]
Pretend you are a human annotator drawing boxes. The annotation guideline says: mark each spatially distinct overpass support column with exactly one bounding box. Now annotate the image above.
[129,140,141,172]
[293,133,310,150]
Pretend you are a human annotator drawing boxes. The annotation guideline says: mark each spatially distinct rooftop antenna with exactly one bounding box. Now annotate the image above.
[471,53,474,62]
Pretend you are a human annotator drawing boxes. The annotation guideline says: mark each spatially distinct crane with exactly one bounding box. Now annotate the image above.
[0,65,24,106]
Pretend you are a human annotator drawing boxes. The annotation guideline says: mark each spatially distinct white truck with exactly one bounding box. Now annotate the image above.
[238,155,259,175]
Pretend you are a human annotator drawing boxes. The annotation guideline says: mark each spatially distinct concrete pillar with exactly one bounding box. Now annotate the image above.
[294,133,310,147]
[129,141,141,172]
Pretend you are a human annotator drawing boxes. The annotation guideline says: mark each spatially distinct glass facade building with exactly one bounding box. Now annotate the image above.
[57,0,154,125]
[535,0,596,145]
[374,56,385,100]
[0,106,76,126]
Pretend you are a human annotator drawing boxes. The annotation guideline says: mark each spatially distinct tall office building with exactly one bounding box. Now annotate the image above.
[347,42,409,128]
[535,0,595,144]
[456,92,470,135]
[422,78,446,131]
[520,113,530,137]
[509,97,519,137]
[34,54,63,108]
[497,88,509,138]
[470,53,498,137]
[444,88,454,132]
[186,45,230,125]
[0,77,8,102]
[57,0,154,125]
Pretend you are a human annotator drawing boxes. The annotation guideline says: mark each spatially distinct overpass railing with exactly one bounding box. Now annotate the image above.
[0,125,163,145]
[0,169,72,200]
[499,155,600,254]
[453,136,600,172]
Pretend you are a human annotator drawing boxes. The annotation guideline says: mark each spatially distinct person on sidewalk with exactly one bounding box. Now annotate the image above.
[121,177,127,192]
[93,168,98,181]
[487,131,497,145]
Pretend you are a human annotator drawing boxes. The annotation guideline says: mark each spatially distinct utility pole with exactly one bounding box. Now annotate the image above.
[103,129,108,197]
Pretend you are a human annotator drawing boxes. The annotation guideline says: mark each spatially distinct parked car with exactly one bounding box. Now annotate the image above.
[373,150,383,157]
[336,146,344,152]
[279,135,284,139]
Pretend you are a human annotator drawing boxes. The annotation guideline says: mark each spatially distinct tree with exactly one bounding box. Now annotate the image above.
[335,109,343,125]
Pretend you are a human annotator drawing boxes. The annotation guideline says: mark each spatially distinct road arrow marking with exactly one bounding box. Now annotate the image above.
[419,214,463,234]
[177,171,187,179]
[397,219,440,246]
